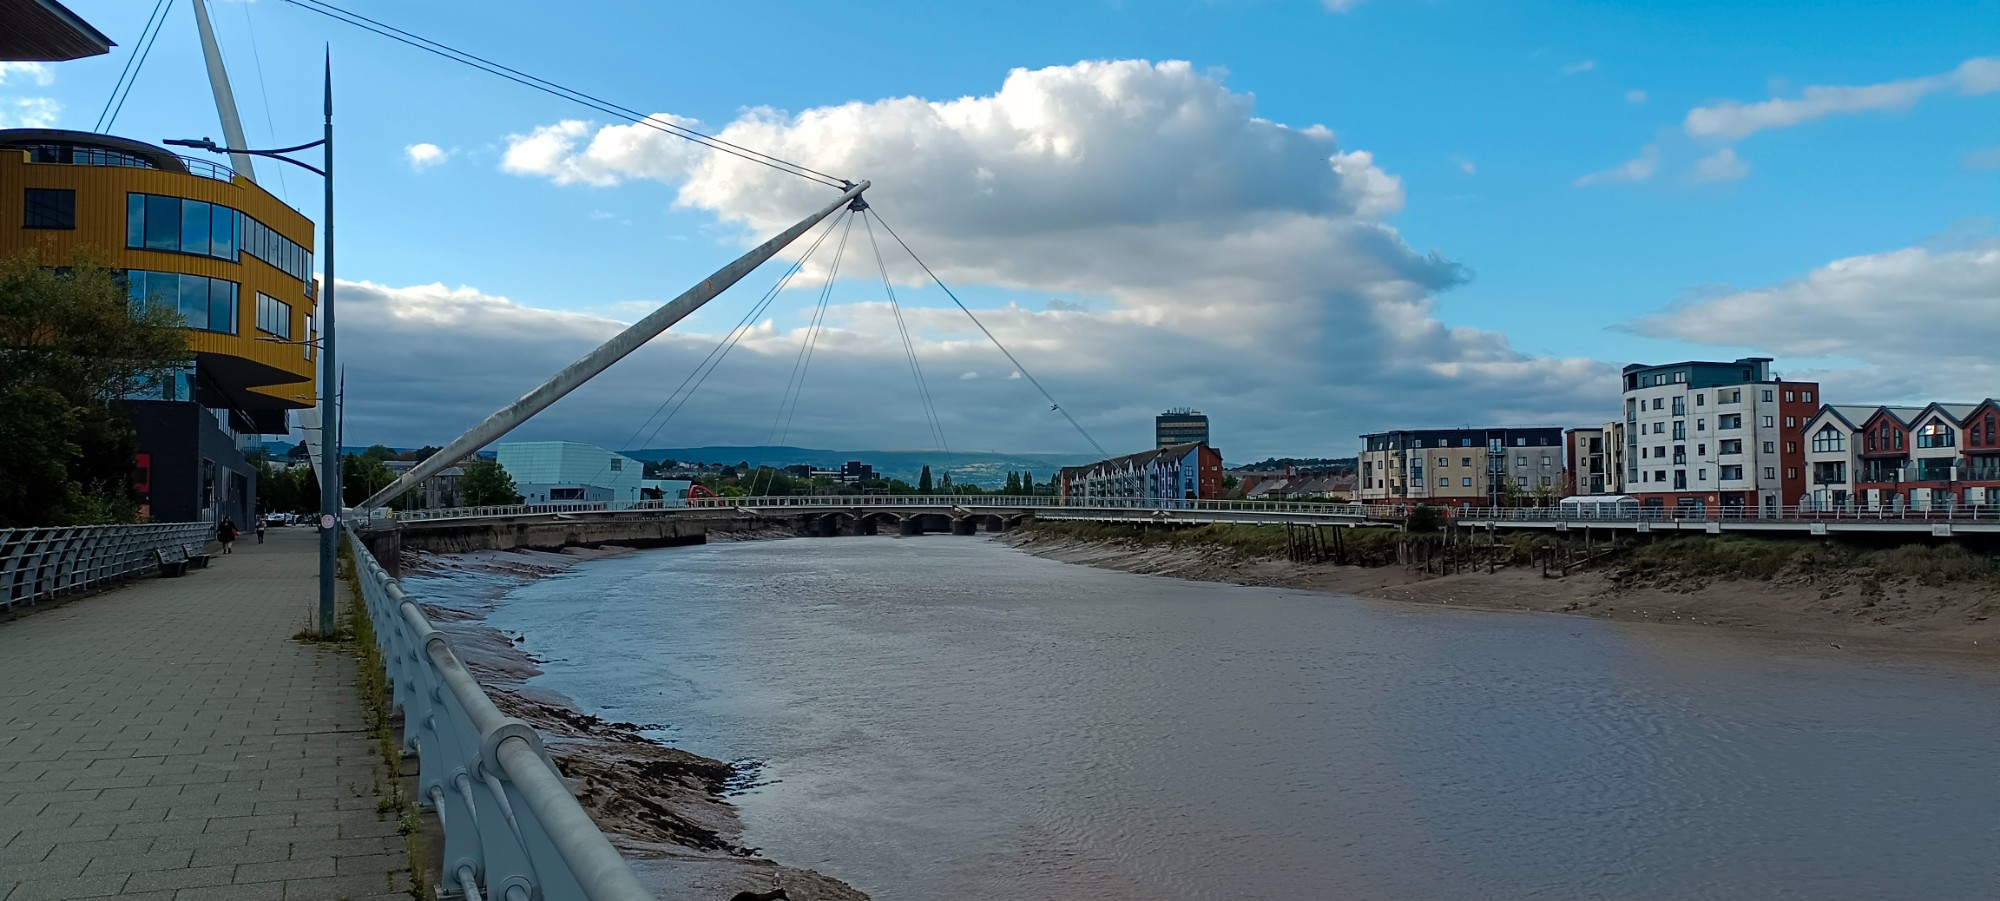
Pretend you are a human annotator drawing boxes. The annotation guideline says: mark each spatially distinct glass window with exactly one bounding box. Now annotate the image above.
[209,279,237,335]
[1695,394,1706,406]
[1438,477,1448,487]
[1761,415,1775,428]
[24,188,75,229]
[177,274,209,330]
[212,206,236,260]
[1804,392,1814,402]
[1462,478,1472,487]
[1762,390,1774,402]
[145,195,180,250]
[180,200,213,256]
[1763,467,1776,479]
[127,193,145,246]
[1812,426,1844,453]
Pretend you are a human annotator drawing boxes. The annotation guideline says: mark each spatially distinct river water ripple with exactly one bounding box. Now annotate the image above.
[479,536,2000,901]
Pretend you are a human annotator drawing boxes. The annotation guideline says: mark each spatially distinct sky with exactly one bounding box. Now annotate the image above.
[7,0,1997,460]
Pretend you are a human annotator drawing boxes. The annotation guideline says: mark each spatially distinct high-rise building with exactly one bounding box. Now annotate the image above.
[1357,427,1565,506]
[1155,408,1209,449]
[1619,357,1818,517]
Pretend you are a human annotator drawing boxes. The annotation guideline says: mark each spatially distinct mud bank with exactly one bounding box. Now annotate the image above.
[1001,531,2000,656]
[398,543,867,901]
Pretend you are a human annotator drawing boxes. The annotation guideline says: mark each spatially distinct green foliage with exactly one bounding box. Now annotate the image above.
[1004,472,1022,494]
[341,453,396,507]
[1627,536,1804,580]
[360,444,396,464]
[459,459,519,506]
[0,253,192,526]
[1855,544,1998,586]
[1405,504,1444,533]
[918,465,933,493]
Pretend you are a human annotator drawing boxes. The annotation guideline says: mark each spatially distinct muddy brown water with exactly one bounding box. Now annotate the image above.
[467,536,2000,900]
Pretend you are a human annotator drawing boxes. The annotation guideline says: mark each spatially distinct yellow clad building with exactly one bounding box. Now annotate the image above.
[1,128,318,523]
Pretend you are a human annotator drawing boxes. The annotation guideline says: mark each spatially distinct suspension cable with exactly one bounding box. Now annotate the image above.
[276,0,847,189]
[575,209,850,497]
[763,212,857,471]
[867,209,1108,457]
[98,0,175,132]
[863,212,949,456]
[236,0,291,202]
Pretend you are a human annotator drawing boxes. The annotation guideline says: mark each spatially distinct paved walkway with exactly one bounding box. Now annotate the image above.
[0,527,410,901]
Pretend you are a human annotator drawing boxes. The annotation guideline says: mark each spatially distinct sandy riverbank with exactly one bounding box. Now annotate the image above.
[398,542,868,901]
[1001,530,2000,656]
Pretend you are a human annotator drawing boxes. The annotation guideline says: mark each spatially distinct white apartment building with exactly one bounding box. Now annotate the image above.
[1620,357,1818,516]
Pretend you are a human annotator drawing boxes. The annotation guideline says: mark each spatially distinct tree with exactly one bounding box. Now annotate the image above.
[0,253,192,527]
[342,453,396,507]
[397,445,441,463]
[1406,504,1444,534]
[459,460,519,506]
[918,465,933,493]
[940,472,954,491]
[1004,472,1021,494]
[360,444,396,464]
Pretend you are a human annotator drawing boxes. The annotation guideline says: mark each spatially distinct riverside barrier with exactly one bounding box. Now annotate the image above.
[0,521,213,614]
[346,531,652,901]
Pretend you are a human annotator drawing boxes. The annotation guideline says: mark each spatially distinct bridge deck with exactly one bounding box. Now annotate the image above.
[0,528,410,900]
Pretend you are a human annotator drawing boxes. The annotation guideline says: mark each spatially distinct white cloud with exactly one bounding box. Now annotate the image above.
[0,61,58,128]
[1684,55,2000,141]
[0,62,54,86]
[1561,60,1597,77]
[1625,89,1647,104]
[1630,240,2000,400]
[1692,146,1749,182]
[1573,144,1659,186]
[1964,146,2000,171]
[1456,157,1476,175]
[458,60,1614,454]
[1320,0,1366,10]
[404,142,449,169]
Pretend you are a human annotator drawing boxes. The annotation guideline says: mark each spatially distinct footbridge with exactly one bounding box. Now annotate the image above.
[386,495,1383,537]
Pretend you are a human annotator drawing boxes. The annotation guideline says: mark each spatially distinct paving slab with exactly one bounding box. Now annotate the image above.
[0,528,408,900]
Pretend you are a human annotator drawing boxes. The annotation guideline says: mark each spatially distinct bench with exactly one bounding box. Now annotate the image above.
[183,544,211,569]
[152,547,189,577]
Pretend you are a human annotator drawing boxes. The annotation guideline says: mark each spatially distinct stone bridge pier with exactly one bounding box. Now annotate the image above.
[790,510,1032,537]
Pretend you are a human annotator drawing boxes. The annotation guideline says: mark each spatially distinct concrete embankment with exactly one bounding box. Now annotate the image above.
[1003,523,2000,655]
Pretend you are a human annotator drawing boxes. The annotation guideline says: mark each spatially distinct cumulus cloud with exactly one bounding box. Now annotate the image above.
[1684,55,2000,141]
[1573,144,1659,186]
[1629,240,2000,401]
[404,142,449,169]
[379,59,1613,455]
[1692,147,1749,182]
[0,62,54,86]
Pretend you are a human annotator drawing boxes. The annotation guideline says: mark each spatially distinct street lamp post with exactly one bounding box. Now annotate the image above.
[169,50,336,637]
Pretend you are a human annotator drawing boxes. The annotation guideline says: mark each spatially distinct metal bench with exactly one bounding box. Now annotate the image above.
[151,547,189,577]
[182,544,211,569]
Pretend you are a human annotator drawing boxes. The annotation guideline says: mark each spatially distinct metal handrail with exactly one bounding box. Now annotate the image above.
[1,522,213,614]
[1448,503,2000,523]
[346,531,652,900]
[388,495,1389,523]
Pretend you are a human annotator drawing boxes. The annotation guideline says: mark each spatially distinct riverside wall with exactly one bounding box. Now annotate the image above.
[363,512,768,572]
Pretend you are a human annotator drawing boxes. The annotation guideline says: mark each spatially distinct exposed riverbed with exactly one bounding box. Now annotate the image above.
[446,534,2000,900]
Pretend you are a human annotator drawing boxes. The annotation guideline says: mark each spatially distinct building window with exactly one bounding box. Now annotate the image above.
[1695,394,1706,406]
[254,293,292,338]
[1785,416,1796,428]
[1653,422,1665,434]
[23,188,76,229]
[1674,372,1687,383]
[1697,418,1706,432]
[1655,470,1667,482]
[1673,421,1686,440]
[1673,471,1687,490]
[127,193,241,262]
[1652,398,1664,411]
[1787,467,1798,479]
[1438,457,1449,468]
[1724,389,1742,403]
[1784,391,1795,402]
[1462,477,1472,487]
[1541,455,1551,467]
[1916,422,1955,448]
[1812,425,1844,453]
[1760,415,1775,428]
[1720,439,1742,455]
[1697,443,1706,455]
[1719,414,1742,430]
[127,270,238,335]
[1697,468,1707,480]
[610,458,624,472]
[1672,397,1686,415]
[1438,477,1448,487]
[1720,465,1743,480]
[1803,391,1814,402]
[1517,455,1527,466]
[1515,438,1526,446]
[1461,457,1471,467]
[1762,441,1775,454]
[1763,467,1776,479]
[1640,447,1648,459]
[1762,389,1774,402]
[1460,438,1472,447]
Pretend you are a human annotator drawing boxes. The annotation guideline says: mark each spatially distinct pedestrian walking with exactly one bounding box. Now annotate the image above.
[255,518,267,544]
[218,518,238,555]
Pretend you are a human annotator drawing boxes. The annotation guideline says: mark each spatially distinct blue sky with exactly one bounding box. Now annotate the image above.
[8,0,1997,456]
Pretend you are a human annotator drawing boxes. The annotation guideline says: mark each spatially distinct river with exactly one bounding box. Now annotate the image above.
[477,535,2000,900]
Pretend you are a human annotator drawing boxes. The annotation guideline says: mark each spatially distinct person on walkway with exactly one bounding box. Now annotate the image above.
[218,518,238,554]
[255,518,267,544]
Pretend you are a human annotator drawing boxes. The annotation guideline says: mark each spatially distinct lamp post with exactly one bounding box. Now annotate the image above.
[169,50,337,637]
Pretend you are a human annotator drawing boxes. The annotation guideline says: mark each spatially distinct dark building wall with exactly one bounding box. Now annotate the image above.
[127,400,256,526]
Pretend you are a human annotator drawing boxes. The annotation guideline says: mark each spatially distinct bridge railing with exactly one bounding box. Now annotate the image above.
[386,495,1387,523]
[1449,503,2000,524]
[1,522,214,614]
[344,531,653,901]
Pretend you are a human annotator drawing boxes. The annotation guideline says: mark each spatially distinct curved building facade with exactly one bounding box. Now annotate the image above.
[1,129,318,523]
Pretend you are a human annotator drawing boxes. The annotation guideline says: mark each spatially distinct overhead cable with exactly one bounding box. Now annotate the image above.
[98,0,175,131]
[863,212,950,456]
[275,0,847,188]
[868,209,1109,458]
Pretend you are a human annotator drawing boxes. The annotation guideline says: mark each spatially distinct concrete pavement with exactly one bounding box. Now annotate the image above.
[0,526,411,900]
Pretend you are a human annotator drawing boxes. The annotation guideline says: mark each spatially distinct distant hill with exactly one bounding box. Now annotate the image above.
[1231,456,1357,471]
[627,446,1101,488]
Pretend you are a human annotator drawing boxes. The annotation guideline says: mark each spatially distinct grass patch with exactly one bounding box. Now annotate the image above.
[339,541,427,900]
[1857,544,1999,586]
[1018,519,1407,565]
